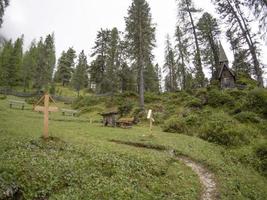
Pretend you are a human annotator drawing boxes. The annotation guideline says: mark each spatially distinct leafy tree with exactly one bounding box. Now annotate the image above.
[125,0,156,109]
[197,12,221,80]
[55,47,76,86]
[176,0,205,87]
[164,34,177,92]
[213,0,264,87]
[72,50,88,96]
[0,0,9,27]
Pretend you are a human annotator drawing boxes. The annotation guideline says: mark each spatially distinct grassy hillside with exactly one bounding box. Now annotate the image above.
[0,87,267,199]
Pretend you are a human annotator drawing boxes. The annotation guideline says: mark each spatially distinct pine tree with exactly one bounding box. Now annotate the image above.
[213,0,264,87]
[21,41,37,91]
[0,40,12,87]
[44,34,56,83]
[245,0,267,36]
[144,61,160,93]
[90,29,111,93]
[0,0,9,27]
[175,25,189,90]
[106,28,121,93]
[125,0,156,109]
[197,12,221,79]
[0,36,23,88]
[34,34,56,90]
[226,29,251,75]
[176,0,205,87]
[55,47,76,86]
[72,50,88,96]
[164,35,177,92]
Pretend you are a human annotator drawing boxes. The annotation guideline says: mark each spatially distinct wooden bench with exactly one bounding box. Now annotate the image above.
[9,100,26,110]
[61,109,79,117]
[116,117,135,128]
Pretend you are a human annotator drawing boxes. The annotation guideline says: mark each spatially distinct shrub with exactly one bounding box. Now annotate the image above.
[234,111,261,123]
[185,98,202,109]
[184,113,201,127]
[162,116,188,134]
[246,88,267,117]
[195,88,208,104]
[72,96,101,109]
[254,143,267,176]
[0,95,7,100]
[207,89,235,108]
[199,112,250,146]
[144,92,161,103]
[118,101,134,117]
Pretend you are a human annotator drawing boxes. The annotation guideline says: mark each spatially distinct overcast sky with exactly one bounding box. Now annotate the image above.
[0,0,266,81]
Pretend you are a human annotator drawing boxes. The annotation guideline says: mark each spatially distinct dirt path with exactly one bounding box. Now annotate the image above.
[176,156,218,200]
[110,140,219,200]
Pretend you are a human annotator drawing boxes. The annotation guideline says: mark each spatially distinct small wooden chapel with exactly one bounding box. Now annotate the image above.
[218,43,236,89]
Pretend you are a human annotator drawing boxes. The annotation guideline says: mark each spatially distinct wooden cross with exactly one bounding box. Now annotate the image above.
[34,93,58,139]
[147,109,155,135]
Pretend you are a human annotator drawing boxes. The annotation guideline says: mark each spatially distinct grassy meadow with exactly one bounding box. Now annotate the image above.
[0,90,267,199]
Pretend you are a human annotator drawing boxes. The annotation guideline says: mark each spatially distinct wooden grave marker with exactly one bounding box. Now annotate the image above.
[34,93,58,139]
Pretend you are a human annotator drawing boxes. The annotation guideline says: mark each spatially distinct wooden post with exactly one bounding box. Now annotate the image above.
[150,117,153,135]
[34,93,58,139]
[43,94,49,139]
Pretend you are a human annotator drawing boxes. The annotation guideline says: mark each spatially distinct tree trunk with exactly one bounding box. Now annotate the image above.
[138,12,145,110]
[227,0,263,87]
[186,1,204,87]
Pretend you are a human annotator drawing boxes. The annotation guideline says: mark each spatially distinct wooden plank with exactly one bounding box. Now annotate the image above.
[34,106,44,112]
[48,106,59,112]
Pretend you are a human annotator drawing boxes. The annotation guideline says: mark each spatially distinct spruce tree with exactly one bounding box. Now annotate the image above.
[164,35,177,92]
[21,41,37,91]
[90,29,111,93]
[197,12,221,79]
[125,0,156,109]
[0,37,23,88]
[175,25,189,90]
[55,47,76,86]
[72,50,88,96]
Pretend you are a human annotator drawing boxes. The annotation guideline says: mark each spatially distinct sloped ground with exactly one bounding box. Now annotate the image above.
[0,97,267,199]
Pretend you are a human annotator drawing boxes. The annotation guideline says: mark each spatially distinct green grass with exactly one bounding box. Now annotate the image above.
[0,97,267,199]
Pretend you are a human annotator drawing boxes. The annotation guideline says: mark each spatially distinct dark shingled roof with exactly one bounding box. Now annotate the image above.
[219,42,228,63]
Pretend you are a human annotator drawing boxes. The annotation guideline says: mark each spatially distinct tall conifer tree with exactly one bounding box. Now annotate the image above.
[125,0,156,109]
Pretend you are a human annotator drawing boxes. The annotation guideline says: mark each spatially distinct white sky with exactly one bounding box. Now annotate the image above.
[0,0,266,82]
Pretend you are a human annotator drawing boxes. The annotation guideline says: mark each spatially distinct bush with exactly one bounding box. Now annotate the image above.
[199,112,250,146]
[254,143,267,176]
[246,88,267,117]
[207,89,235,108]
[234,111,261,123]
[185,98,202,109]
[0,95,7,100]
[144,92,161,103]
[194,88,208,104]
[184,113,201,127]
[72,96,101,109]
[118,101,134,117]
[162,117,188,134]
